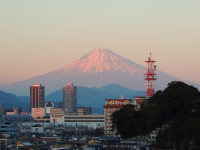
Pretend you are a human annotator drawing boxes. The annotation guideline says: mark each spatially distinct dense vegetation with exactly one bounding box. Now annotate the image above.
[111,81,200,149]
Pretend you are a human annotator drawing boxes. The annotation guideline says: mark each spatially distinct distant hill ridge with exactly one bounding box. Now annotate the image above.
[0,90,28,110]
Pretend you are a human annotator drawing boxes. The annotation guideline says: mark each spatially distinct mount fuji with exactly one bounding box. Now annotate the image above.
[0,48,198,95]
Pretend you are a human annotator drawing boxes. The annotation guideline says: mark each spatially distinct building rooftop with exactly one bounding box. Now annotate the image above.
[6,115,34,122]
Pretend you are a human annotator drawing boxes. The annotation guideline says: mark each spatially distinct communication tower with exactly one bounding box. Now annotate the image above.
[145,53,156,97]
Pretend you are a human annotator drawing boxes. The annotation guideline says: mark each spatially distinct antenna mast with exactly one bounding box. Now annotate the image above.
[145,53,156,97]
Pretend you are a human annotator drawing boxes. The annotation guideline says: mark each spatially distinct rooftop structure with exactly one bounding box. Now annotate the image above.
[6,115,34,122]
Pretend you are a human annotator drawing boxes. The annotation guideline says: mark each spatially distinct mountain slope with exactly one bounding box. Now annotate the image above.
[0,48,198,95]
[0,90,29,110]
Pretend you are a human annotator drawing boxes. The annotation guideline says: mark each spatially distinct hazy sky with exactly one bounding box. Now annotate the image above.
[0,0,200,85]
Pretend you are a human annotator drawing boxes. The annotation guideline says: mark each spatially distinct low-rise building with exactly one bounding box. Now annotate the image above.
[31,124,44,133]
[34,116,50,123]
[0,107,19,145]
[31,108,45,118]
[50,114,104,129]
[45,102,54,116]
[6,107,24,115]
[50,108,65,123]
[77,107,92,115]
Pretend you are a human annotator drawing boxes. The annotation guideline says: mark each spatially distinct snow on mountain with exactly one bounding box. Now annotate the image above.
[0,48,198,95]
[61,48,142,75]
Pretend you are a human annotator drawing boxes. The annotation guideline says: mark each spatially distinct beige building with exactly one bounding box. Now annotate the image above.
[77,107,92,115]
[50,108,65,123]
[63,83,77,113]
[49,108,104,128]
[31,108,45,118]
[104,98,132,136]
[134,96,148,110]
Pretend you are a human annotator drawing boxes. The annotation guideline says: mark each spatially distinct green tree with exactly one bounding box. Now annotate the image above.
[111,81,200,149]
[111,104,142,138]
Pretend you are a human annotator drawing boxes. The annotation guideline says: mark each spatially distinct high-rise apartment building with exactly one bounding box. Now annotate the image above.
[30,84,45,118]
[104,98,132,135]
[134,96,148,110]
[63,83,77,113]
[30,84,45,109]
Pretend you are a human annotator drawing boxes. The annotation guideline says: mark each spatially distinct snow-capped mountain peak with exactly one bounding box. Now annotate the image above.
[62,48,142,74]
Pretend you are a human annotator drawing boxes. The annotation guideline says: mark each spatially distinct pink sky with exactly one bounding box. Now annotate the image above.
[0,0,200,85]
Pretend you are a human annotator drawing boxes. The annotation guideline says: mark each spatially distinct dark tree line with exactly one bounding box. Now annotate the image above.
[111,81,200,149]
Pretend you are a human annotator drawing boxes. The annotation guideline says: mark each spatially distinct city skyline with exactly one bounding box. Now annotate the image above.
[0,1,200,85]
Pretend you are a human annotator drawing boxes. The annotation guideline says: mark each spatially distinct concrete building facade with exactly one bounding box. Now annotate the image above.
[63,83,77,113]
[45,102,55,116]
[31,108,45,119]
[77,107,92,115]
[134,96,148,110]
[30,84,45,118]
[50,108,103,128]
[50,114,104,128]
[104,98,132,135]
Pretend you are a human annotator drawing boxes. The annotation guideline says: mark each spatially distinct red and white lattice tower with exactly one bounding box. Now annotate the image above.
[145,53,156,97]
